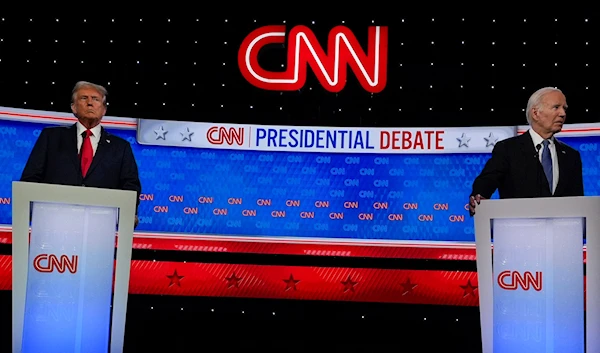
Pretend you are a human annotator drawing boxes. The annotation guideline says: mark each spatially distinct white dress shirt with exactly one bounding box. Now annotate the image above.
[529,129,559,194]
[76,122,102,156]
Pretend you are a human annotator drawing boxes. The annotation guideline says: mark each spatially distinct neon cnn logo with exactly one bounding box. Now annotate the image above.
[497,270,542,291]
[33,254,78,274]
[206,126,245,146]
[238,25,388,93]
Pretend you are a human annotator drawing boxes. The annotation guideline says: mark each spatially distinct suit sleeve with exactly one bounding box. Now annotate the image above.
[470,141,510,199]
[572,151,584,196]
[20,128,49,182]
[119,142,142,214]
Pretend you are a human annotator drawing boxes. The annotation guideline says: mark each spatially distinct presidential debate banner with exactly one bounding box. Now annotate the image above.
[2,107,600,244]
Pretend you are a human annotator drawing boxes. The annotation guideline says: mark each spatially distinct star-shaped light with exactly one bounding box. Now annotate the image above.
[460,279,478,297]
[283,274,300,291]
[484,132,499,147]
[154,125,168,140]
[180,127,194,141]
[166,269,184,287]
[341,275,358,293]
[225,272,243,288]
[401,278,418,295]
[457,132,471,148]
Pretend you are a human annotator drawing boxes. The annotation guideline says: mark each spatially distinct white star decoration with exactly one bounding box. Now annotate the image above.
[457,133,470,148]
[180,127,194,141]
[484,132,498,147]
[154,126,168,140]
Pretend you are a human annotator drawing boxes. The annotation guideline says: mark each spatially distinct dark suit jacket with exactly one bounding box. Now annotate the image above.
[470,130,584,199]
[20,123,142,212]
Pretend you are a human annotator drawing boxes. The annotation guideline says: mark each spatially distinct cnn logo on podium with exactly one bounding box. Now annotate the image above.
[33,254,79,274]
[497,270,543,291]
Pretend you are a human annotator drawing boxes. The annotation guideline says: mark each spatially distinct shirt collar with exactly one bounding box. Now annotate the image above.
[76,121,102,138]
[529,128,554,147]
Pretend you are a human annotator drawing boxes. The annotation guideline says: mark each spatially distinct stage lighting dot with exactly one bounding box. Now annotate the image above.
[399,86,402,89]
[273,312,276,315]
[491,108,494,112]
[134,103,137,106]
[211,309,214,312]
[163,103,166,106]
[191,104,194,107]
[280,107,283,110]
[50,102,53,105]
[224,41,227,45]
[250,105,253,109]
[586,109,589,112]
[492,41,495,45]
[362,315,365,318]
[424,317,427,320]
[166,40,169,44]
[242,311,245,314]
[429,107,433,111]
[180,308,183,311]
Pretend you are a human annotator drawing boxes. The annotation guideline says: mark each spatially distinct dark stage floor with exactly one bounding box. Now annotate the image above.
[0,291,484,352]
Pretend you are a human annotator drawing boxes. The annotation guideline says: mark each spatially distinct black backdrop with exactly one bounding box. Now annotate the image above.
[1,14,598,352]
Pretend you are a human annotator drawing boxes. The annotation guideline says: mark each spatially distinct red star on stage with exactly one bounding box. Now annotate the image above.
[460,279,478,297]
[166,269,184,287]
[401,278,418,295]
[225,272,243,288]
[283,274,300,291]
[341,275,358,293]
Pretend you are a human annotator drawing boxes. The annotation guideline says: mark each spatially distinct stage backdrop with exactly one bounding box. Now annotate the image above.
[0,106,598,306]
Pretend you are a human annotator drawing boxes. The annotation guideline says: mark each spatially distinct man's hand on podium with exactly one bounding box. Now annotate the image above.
[469,194,486,216]
[134,215,139,228]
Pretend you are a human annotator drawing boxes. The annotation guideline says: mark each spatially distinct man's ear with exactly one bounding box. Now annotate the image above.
[70,103,76,115]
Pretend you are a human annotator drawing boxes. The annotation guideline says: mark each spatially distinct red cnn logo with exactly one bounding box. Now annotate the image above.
[206,126,245,146]
[33,254,78,274]
[497,270,542,291]
[238,25,388,93]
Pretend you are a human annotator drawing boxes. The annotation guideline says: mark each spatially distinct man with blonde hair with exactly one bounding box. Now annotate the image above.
[20,81,142,227]
[469,86,583,216]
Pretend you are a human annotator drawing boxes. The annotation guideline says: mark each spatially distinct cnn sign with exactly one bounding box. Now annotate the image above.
[206,126,245,146]
[497,270,542,291]
[238,25,388,93]
[33,254,79,274]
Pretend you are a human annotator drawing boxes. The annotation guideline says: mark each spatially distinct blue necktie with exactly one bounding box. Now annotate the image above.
[541,139,553,193]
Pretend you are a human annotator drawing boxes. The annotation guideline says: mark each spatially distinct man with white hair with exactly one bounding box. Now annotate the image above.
[469,86,584,216]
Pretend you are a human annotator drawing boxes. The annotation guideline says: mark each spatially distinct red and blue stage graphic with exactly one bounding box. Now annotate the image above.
[0,106,597,306]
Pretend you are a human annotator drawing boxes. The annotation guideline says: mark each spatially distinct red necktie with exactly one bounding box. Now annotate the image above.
[80,129,93,177]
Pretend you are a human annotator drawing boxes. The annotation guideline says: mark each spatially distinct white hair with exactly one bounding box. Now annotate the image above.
[525,87,562,124]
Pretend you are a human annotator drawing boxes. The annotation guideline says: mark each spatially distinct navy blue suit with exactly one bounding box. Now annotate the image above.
[470,131,584,199]
[20,123,141,212]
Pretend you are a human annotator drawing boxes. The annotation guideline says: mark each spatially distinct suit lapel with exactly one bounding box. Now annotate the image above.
[518,130,551,196]
[67,124,81,172]
[553,139,568,196]
[84,127,111,178]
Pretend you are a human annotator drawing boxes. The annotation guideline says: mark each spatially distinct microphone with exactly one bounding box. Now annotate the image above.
[534,144,542,159]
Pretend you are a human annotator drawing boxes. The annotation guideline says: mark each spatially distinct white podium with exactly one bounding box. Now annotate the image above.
[11,181,137,353]
[474,196,600,353]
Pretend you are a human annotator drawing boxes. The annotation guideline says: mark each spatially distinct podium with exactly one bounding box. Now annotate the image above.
[11,181,137,353]
[474,196,600,353]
